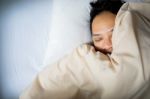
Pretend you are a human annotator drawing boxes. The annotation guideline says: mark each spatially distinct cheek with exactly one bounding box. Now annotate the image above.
[93,41,103,49]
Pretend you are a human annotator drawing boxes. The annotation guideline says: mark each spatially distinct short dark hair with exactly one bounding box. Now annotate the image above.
[90,0,124,33]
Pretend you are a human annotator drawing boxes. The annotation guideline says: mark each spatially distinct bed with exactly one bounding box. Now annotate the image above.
[0,0,148,99]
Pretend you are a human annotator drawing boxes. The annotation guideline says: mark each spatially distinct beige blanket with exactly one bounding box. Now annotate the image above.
[20,2,150,99]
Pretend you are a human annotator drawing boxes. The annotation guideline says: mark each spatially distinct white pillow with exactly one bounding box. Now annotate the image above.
[43,0,93,66]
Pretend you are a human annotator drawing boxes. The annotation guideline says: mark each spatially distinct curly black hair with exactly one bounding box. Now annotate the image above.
[90,0,125,33]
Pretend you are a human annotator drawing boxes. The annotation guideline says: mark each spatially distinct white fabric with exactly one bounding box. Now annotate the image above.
[20,2,150,99]
[43,0,93,66]
[1,1,52,99]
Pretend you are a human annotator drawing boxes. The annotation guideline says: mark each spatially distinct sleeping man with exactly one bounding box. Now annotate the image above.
[90,0,124,54]
[20,0,150,99]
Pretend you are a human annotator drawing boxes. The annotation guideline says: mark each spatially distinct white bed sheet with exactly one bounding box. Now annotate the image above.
[0,1,53,99]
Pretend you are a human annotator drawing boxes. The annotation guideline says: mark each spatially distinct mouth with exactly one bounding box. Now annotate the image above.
[102,50,112,54]
[93,44,113,54]
[95,47,112,54]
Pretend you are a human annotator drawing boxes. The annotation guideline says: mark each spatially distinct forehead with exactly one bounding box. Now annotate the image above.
[92,11,116,34]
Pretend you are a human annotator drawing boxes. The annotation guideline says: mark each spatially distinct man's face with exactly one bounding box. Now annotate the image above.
[92,11,116,54]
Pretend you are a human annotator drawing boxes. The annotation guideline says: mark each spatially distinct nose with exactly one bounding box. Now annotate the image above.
[102,39,112,51]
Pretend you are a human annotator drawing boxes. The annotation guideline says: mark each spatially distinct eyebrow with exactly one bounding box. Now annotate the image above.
[92,34,101,36]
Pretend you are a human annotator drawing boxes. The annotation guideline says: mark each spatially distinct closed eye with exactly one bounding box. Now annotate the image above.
[94,38,102,42]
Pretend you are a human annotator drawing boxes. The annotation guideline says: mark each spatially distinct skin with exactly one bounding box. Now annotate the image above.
[92,11,116,54]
